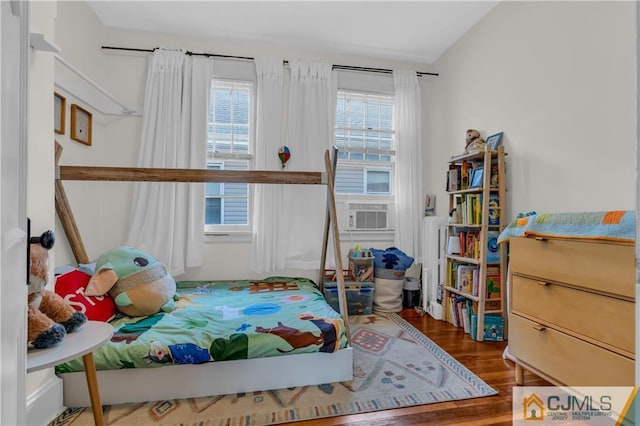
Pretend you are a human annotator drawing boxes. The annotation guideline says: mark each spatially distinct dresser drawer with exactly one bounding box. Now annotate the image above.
[509,237,634,299]
[509,314,634,386]
[511,275,634,354]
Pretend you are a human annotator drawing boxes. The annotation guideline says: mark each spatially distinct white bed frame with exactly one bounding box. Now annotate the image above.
[54,143,353,407]
[62,349,353,406]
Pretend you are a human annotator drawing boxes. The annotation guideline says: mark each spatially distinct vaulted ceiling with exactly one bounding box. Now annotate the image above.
[86,1,498,64]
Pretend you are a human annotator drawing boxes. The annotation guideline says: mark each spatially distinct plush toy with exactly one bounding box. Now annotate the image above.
[464,129,486,154]
[28,244,87,349]
[84,246,177,317]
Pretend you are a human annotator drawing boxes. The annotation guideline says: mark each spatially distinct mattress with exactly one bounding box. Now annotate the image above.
[55,277,349,373]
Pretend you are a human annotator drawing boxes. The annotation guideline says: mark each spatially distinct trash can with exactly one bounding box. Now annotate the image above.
[403,277,421,308]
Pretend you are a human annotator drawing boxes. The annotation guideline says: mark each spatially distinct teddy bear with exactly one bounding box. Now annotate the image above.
[28,243,87,349]
[464,129,486,154]
[84,246,177,317]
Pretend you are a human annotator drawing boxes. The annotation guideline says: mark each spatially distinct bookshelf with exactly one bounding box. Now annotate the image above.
[443,144,507,341]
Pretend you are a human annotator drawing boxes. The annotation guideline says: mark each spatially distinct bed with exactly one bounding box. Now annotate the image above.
[53,143,354,407]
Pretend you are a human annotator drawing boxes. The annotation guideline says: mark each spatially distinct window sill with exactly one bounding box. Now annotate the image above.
[205,232,252,244]
[339,230,395,243]
[204,230,394,244]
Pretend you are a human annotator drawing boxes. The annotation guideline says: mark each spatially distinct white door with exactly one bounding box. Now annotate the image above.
[1,1,29,424]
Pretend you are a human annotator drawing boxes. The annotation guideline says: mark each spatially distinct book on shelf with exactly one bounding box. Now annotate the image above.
[470,313,477,340]
[486,231,500,263]
[447,166,459,191]
[474,194,482,224]
[460,161,472,190]
[487,269,502,299]
[461,305,470,334]
[448,262,459,289]
[490,163,499,187]
[469,313,504,341]
[482,315,504,341]
[464,231,480,259]
[447,294,459,327]
[488,193,500,225]
[485,299,501,311]
[456,265,477,293]
[448,295,474,332]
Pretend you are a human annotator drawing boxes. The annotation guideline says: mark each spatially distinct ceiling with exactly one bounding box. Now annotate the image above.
[85,1,498,64]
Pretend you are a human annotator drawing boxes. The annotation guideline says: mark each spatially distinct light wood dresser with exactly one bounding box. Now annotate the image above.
[508,236,635,386]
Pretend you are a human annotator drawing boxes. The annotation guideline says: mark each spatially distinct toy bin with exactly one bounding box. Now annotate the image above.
[323,281,374,315]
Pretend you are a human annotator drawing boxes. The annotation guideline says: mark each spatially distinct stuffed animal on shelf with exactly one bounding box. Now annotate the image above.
[84,246,177,317]
[28,243,87,349]
[464,129,486,154]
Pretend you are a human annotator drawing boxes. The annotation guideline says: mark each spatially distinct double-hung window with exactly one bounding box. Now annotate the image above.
[205,80,253,233]
[334,90,395,231]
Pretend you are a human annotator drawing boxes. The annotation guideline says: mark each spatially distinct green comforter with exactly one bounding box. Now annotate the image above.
[56,277,348,372]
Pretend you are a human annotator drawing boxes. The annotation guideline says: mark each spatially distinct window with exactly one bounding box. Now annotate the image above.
[205,80,253,232]
[334,90,395,200]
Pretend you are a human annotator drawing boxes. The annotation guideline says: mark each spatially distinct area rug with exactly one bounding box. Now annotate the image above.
[50,312,496,425]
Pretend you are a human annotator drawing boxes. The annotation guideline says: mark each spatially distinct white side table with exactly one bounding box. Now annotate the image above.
[27,321,113,426]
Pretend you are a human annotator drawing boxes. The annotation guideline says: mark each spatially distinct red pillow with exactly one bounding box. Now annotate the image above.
[55,269,116,322]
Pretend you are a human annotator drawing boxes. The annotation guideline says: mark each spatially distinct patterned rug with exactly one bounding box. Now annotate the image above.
[50,313,496,425]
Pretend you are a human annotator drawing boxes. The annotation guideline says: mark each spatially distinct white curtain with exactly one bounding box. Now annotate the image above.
[250,58,285,273]
[393,70,423,259]
[127,49,212,276]
[281,60,337,270]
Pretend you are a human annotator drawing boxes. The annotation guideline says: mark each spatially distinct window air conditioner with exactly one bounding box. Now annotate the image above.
[346,203,389,230]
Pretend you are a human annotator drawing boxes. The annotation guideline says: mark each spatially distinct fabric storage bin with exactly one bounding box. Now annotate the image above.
[374,268,406,280]
[373,277,404,312]
[372,267,405,312]
[323,281,374,315]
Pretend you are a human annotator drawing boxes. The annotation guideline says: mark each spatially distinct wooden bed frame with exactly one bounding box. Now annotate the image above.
[53,142,354,407]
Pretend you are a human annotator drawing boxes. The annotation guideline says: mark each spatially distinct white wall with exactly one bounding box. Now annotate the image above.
[425,1,636,219]
[53,1,431,279]
[54,1,637,279]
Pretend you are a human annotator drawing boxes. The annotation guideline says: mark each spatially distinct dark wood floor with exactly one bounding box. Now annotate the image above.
[292,308,551,426]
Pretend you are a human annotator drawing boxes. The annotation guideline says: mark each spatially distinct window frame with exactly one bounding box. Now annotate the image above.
[334,89,396,203]
[333,88,396,240]
[204,78,255,235]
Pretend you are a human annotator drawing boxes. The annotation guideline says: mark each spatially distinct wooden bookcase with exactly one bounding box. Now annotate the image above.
[442,145,507,341]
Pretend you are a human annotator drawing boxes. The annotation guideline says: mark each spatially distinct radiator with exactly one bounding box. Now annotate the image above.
[422,216,448,320]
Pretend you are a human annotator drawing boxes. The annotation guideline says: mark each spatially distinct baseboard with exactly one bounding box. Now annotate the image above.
[26,375,64,426]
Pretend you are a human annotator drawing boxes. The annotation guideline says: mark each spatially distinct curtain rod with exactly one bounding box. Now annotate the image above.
[101,46,439,77]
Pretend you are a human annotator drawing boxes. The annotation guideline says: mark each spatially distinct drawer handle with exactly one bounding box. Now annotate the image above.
[536,280,550,286]
[532,325,546,332]
[534,237,547,241]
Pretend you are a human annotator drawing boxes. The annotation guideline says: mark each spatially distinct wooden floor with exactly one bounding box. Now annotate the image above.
[292,308,551,426]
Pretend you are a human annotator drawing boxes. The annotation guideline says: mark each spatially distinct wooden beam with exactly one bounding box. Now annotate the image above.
[54,143,90,265]
[318,147,339,290]
[324,149,350,341]
[58,165,325,185]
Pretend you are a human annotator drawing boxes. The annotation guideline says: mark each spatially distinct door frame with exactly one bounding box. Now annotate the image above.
[1,0,29,424]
